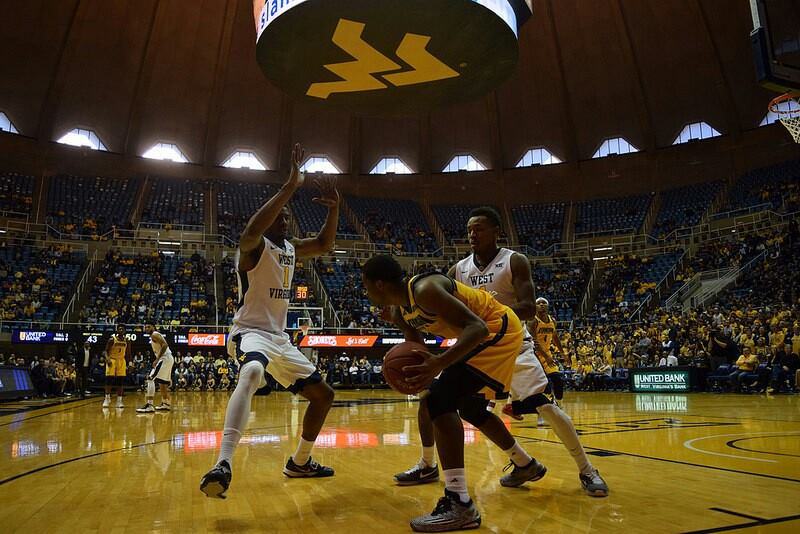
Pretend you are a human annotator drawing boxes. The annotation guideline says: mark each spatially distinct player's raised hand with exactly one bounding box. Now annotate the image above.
[286,143,305,189]
[312,176,340,208]
[403,349,444,388]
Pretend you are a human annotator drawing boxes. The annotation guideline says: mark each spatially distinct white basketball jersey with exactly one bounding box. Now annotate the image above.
[149,331,172,358]
[454,248,531,338]
[232,237,295,334]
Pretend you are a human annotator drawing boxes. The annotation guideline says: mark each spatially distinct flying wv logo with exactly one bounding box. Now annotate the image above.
[307,19,460,99]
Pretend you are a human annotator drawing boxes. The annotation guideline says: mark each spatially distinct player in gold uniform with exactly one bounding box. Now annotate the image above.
[103,324,130,408]
[363,255,546,533]
[530,298,567,405]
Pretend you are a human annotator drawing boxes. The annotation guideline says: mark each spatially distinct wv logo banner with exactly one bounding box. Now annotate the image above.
[307,19,460,99]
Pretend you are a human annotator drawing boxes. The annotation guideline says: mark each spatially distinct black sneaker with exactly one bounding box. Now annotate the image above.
[394,463,439,486]
[410,490,481,532]
[580,468,609,497]
[499,458,547,487]
[200,460,232,499]
[283,456,334,478]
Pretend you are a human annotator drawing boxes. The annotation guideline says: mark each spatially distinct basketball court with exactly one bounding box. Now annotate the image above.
[1,391,798,533]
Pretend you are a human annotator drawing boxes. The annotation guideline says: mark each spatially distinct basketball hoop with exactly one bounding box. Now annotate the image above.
[768,92,800,143]
[300,323,310,336]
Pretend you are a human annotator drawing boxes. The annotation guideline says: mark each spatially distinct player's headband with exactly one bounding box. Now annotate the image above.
[536,297,549,305]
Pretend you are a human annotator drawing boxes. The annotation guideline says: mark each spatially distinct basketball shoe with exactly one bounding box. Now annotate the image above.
[499,458,547,487]
[394,463,439,485]
[501,403,523,421]
[410,490,481,532]
[283,457,334,478]
[580,468,609,497]
[200,460,232,499]
[136,402,155,413]
[154,402,171,411]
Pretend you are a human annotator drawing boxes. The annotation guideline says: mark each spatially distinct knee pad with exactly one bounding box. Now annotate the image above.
[457,396,491,427]
[512,392,552,415]
[146,379,155,397]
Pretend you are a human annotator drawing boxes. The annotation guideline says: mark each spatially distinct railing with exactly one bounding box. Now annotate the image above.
[578,260,598,316]
[691,250,767,309]
[137,221,206,233]
[59,249,99,327]
[710,202,772,221]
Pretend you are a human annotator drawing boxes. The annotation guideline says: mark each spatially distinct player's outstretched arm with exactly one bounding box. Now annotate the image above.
[293,176,340,258]
[240,143,305,253]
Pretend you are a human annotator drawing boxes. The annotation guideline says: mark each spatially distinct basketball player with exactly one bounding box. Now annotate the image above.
[136,324,174,413]
[103,324,130,408]
[394,207,608,498]
[363,254,546,532]
[200,143,339,499]
[528,297,567,420]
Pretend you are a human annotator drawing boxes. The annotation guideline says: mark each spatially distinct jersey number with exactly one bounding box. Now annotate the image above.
[283,267,290,288]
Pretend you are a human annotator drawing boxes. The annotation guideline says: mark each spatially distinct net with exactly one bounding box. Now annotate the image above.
[769,92,800,143]
[299,323,310,336]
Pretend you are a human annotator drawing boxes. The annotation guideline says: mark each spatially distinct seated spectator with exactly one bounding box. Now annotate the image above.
[729,347,759,392]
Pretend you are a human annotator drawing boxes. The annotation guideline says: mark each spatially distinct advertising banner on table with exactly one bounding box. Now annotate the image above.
[300,335,378,348]
[630,369,691,392]
[12,331,71,344]
[188,333,226,347]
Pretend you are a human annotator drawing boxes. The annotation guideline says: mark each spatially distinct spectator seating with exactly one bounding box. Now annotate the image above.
[0,243,86,324]
[651,181,723,239]
[0,172,34,215]
[290,187,358,239]
[46,174,140,237]
[314,257,381,327]
[216,180,278,242]
[141,177,206,227]
[347,196,438,254]
[533,260,591,322]
[512,203,566,253]
[80,250,214,325]
[592,251,682,321]
[724,159,800,213]
[575,194,651,237]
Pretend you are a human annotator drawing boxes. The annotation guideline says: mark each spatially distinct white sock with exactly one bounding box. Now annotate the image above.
[292,437,315,465]
[105,394,110,400]
[443,468,470,504]
[420,445,436,468]
[146,379,155,401]
[216,361,262,466]
[538,404,592,475]
[504,440,533,467]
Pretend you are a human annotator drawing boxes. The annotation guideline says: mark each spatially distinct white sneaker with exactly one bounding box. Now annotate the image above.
[136,403,155,413]
[116,398,125,408]
[102,397,110,408]
[154,403,171,411]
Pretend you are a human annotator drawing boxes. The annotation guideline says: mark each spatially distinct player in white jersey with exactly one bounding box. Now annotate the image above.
[136,324,174,413]
[201,143,339,499]
[394,207,608,497]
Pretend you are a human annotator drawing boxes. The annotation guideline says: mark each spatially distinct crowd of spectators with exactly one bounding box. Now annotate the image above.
[347,196,439,255]
[46,174,139,239]
[314,257,382,328]
[0,242,85,324]
[80,250,214,326]
[317,353,385,387]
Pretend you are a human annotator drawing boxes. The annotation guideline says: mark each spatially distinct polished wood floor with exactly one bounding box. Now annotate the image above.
[1,390,798,533]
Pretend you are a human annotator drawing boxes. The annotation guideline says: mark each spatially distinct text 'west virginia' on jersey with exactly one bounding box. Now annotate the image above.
[454,247,531,339]
[400,273,524,399]
[232,236,295,335]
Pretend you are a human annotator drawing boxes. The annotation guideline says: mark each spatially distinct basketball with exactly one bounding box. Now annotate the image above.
[382,341,429,395]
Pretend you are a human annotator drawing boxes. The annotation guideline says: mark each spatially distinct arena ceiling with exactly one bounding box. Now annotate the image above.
[0,0,781,177]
